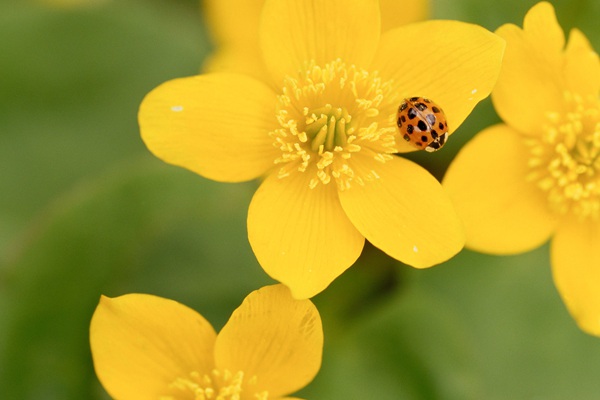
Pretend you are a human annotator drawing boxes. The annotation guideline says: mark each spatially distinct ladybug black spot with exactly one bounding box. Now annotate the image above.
[416,102,427,111]
[407,108,418,119]
[438,122,444,130]
[432,106,440,113]
[406,124,414,134]
[417,120,427,131]
[403,134,410,142]
[421,135,428,142]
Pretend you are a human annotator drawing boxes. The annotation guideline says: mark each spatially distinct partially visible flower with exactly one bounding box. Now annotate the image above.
[202,0,430,79]
[140,0,505,298]
[443,2,600,335]
[90,284,323,399]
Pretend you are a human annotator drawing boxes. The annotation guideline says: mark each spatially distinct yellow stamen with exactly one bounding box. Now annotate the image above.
[160,369,268,400]
[526,91,600,220]
[270,59,398,191]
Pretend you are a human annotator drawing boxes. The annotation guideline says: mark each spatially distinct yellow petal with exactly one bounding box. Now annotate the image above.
[522,1,565,55]
[203,0,264,48]
[551,219,600,336]
[247,171,365,299]
[90,294,217,399]
[203,0,427,42]
[214,285,323,397]
[139,73,279,182]
[202,0,271,82]
[203,0,429,78]
[379,0,429,32]
[564,28,600,97]
[371,20,504,136]
[338,155,464,268]
[566,27,596,55]
[492,2,565,135]
[259,0,381,85]
[443,124,556,254]
[202,47,270,83]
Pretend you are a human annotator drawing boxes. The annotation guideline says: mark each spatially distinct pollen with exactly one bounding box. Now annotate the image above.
[270,58,398,191]
[160,369,268,400]
[526,92,600,220]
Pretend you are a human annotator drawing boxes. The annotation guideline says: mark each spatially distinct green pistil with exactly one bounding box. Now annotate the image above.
[305,105,352,152]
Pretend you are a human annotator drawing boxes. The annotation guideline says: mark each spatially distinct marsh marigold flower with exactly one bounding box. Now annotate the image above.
[139,0,505,298]
[443,2,600,335]
[202,0,430,79]
[90,284,323,399]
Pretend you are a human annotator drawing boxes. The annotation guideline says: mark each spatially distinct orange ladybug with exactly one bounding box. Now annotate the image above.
[396,97,448,152]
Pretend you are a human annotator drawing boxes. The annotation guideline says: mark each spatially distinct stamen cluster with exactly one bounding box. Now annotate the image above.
[526,92,600,219]
[271,59,398,191]
[161,369,268,400]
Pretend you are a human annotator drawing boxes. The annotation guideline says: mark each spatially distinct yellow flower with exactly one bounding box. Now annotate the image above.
[443,2,600,335]
[90,284,323,399]
[139,0,505,298]
[202,0,430,79]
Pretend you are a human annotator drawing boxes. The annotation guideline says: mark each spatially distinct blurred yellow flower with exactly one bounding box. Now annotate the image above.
[139,0,504,298]
[202,0,430,79]
[90,285,323,399]
[443,2,600,335]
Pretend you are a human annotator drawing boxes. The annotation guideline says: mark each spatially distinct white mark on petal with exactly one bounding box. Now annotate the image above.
[171,105,184,112]
[413,245,419,253]
[467,89,478,101]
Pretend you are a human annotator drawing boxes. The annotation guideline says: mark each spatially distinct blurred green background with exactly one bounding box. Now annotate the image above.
[2,0,600,398]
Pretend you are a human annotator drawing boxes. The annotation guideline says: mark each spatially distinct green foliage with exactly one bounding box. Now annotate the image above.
[1,0,599,399]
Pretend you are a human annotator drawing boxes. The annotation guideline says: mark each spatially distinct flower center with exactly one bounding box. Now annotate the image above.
[526,91,600,220]
[160,369,268,400]
[271,58,399,191]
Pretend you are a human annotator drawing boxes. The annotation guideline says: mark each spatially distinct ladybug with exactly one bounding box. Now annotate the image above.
[396,97,448,152]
